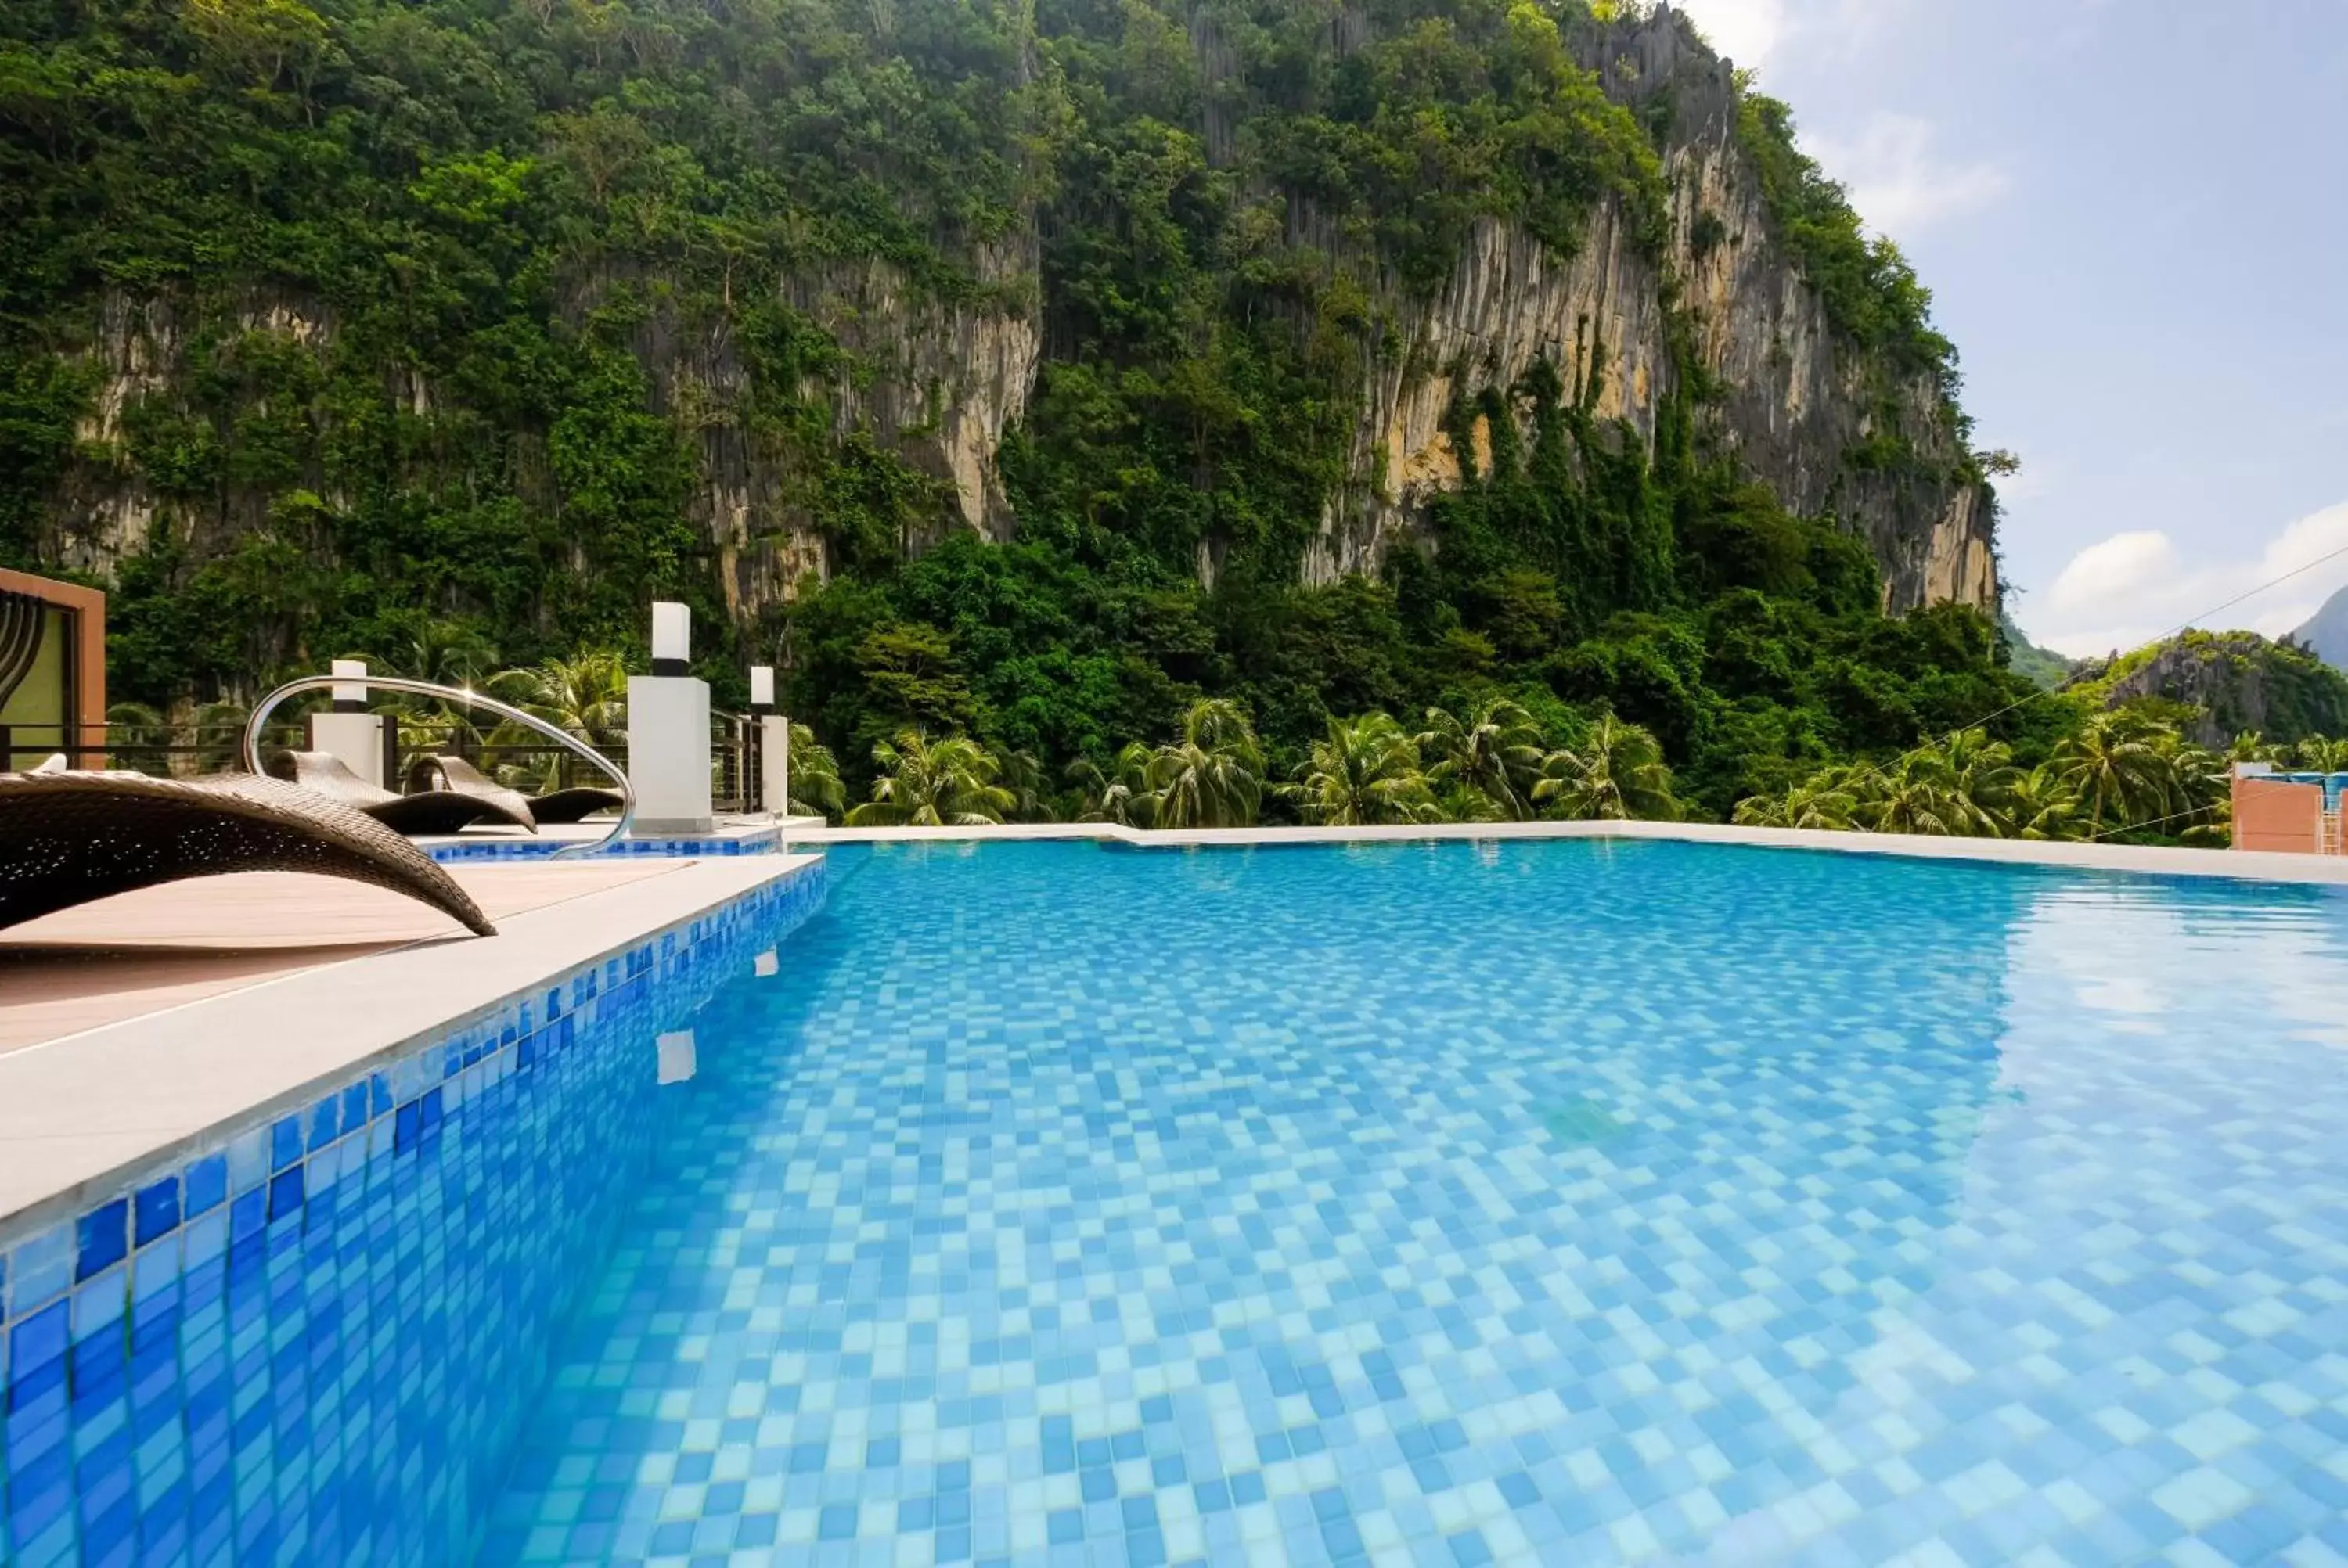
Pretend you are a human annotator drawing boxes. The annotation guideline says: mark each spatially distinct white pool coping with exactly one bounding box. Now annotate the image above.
[0,854,821,1232]
[411,813,827,851]
[781,818,2348,886]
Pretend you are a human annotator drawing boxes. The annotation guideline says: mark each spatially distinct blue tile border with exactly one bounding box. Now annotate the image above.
[0,855,826,1566]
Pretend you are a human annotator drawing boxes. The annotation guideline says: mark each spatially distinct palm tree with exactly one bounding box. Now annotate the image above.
[996,748,1055,822]
[1144,698,1264,829]
[190,699,253,774]
[1068,742,1157,827]
[787,725,846,820]
[2227,731,2286,765]
[2295,735,2348,771]
[1733,768,1860,831]
[1419,699,1546,820]
[2000,764,2080,840]
[401,620,500,689]
[1853,749,1967,836]
[2159,738,2230,839]
[1433,780,1508,824]
[1931,728,2021,836]
[492,651,630,746]
[2052,710,2180,835]
[103,700,169,775]
[1533,715,1680,822]
[1284,712,1438,826]
[489,651,632,789]
[845,730,1017,825]
[350,624,504,757]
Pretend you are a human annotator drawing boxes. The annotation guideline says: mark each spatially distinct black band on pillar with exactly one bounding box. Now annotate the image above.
[333,699,364,714]
[650,658,689,677]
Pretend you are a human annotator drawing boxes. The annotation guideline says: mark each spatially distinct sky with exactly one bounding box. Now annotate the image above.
[1665,0,2348,657]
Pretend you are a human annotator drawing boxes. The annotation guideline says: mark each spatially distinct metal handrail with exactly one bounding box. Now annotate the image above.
[243,675,637,858]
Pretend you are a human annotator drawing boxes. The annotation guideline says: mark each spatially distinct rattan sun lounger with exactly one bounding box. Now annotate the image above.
[406,753,621,825]
[0,769,494,935]
[267,750,534,836]
[404,755,540,832]
[520,786,626,825]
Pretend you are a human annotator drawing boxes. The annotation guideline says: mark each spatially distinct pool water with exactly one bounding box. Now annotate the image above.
[478,840,2348,1566]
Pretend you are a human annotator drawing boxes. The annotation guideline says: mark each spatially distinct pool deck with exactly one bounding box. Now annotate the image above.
[0,854,819,1232]
[0,861,684,1056]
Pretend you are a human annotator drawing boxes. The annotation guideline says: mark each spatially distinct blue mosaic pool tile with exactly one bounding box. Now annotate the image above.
[477,840,2348,1568]
[4,1225,70,1325]
[424,827,786,863]
[69,1206,124,1287]
[0,856,825,1566]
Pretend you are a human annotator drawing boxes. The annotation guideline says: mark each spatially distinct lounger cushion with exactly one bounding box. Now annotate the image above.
[1,769,495,935]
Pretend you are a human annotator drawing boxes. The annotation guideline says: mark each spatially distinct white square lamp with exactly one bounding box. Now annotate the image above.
[625,601,714,834]
[311,658,390,788]
[750,664,790,818]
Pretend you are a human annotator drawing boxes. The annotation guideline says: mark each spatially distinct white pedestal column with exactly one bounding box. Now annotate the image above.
[625,674,714,833]
[309,713,388,789]
[758,715,790,818]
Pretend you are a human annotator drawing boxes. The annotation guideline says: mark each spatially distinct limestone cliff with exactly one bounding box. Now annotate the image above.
[578,236,1041,622]
[26,0,1994,643]
[1309,13,1993,612]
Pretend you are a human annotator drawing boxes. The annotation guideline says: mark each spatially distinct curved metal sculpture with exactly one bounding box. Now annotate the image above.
[0,770,495,936]
[0,589,44,711]
[243,675,636,858]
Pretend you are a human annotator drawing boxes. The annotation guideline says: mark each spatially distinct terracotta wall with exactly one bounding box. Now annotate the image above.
[2231,776,2325,855]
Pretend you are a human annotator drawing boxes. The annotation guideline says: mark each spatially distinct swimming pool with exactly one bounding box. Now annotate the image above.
[470,838,2348,1566]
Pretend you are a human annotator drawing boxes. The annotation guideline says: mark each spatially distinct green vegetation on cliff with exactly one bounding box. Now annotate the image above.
[2,0,2078,824]
[2064,629,2348,747]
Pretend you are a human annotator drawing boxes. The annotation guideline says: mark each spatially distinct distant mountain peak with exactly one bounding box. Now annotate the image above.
[2292,584,2348,671]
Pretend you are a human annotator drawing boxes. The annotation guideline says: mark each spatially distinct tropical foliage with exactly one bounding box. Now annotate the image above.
[1419,699,1547,821]
[492,655,630,750]
[1730,708,2235,846]
[1067,743,1159,829]
[1135,699,1268,830]
[1531,714,1680,822]
[786,727,847,820]
[148,634,2301,851]
[11,0,2311,853]
[1285,714,1439,827]
[844,732,1017,827]
[0,0,2054,833]
[2064,631,2348,745]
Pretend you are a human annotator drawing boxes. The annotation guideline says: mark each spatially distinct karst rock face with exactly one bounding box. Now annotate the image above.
[32,4,1992,640]
[2067,632,2348,749]
[1309,15,1993,614]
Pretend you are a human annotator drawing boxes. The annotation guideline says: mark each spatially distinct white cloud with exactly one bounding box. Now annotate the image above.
[1989,459,2055,506]
[1662,5,2008,240]
[1800,114,2011,239]
[1666,0,1913,73]
[1667,0,1788,67]
[2031,500,2348,659]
